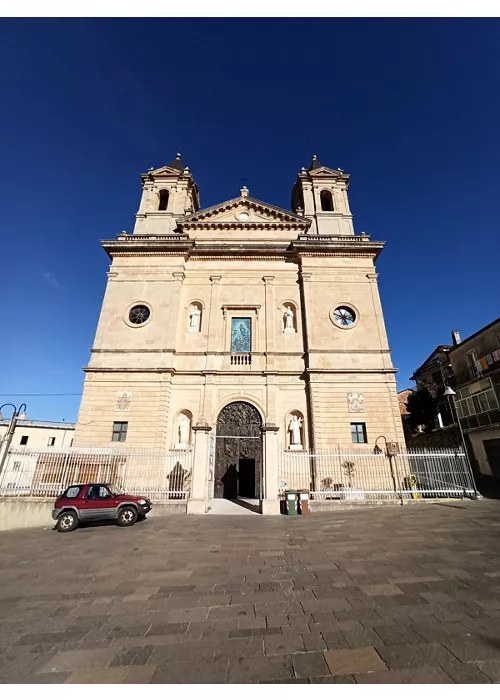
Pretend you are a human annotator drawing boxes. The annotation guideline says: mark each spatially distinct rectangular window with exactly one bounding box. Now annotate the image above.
[466,349,479,368]
[13,461,21,472]
[457,383,499,418]
[231,317,251,353]
[47,437,56,447]
[20,435,28,445]
[485,389,499,410]
[350,422,367,444]
[112,421,128,442]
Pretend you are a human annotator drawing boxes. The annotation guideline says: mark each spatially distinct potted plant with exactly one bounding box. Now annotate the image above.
[341,460,365,500]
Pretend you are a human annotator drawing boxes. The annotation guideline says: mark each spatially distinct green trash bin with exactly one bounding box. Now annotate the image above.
[285,490,299,516]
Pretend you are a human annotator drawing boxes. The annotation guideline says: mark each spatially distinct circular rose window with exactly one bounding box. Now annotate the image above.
[333,306,356,327]
[128,305,150,325]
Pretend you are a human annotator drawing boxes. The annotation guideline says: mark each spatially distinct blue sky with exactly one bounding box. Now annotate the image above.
[1,18,499,423]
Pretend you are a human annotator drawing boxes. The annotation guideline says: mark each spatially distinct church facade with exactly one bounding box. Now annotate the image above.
[74,154,404,513]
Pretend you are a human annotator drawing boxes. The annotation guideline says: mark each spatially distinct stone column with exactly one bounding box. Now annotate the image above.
[186,421,212,514]
[260,423,281,515]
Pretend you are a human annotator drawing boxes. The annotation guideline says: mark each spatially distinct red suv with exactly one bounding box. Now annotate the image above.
[52,483,152,532]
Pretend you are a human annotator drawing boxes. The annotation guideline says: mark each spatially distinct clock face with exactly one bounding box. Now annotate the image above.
[333,306,356,326]
[237,211,250,222]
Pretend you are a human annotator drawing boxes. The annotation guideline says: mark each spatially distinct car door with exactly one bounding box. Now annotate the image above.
[80,485,115,520]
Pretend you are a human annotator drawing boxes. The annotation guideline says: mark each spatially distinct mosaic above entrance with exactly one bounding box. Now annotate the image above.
[231,318,251,353]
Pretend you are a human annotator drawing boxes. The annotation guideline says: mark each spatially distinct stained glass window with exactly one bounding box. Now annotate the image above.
[231,318,251,353]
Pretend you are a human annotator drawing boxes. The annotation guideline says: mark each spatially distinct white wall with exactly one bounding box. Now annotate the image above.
[0,423,75,450]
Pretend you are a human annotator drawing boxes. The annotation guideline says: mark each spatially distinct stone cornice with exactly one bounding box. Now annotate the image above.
[101,234,385,262]
[83,366,397,375]
[305,368,398,375]
[293,236,385,261]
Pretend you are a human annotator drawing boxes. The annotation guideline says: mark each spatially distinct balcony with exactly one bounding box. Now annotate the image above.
[454,358,500,387]
[230,353,252,366]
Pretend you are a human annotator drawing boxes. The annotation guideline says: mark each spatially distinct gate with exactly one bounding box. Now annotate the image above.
[205,432,215,512]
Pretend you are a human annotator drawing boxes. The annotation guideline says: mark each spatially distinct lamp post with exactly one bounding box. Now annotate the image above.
[375,435,404,506]
[443,387,480,499]
[0,403,28,478]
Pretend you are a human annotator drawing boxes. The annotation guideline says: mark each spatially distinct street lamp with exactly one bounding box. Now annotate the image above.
[443,387,480,499]
[0,403,28,478]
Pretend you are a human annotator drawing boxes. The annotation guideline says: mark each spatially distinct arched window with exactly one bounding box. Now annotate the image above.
[158,190,169,211]
[320,190,334,212]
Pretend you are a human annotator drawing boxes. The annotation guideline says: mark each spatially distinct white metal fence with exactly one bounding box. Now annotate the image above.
[278,446,477,501]
[0,447,193,501]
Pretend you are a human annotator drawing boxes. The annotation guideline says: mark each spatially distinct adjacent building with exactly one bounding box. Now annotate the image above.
[0,420,75,450]
[448,318,500,481]
[397,388,412,438]
[74,154,404,512]
[410,333,460,428]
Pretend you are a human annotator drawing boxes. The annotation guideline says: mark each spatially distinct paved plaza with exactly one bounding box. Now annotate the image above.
[1,500,500,683]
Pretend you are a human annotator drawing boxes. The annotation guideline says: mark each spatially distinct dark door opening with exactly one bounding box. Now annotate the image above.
[484,439,500,480]
[238,458,256,498]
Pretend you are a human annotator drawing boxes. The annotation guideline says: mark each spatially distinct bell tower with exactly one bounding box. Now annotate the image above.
[133,154,200,235]
[291,155,354,236]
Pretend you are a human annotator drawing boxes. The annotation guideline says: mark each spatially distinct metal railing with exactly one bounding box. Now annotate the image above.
[0,446,193,501]
[278,445,476,501]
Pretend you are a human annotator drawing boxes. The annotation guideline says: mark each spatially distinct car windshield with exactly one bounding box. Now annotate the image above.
[108,484,125,496]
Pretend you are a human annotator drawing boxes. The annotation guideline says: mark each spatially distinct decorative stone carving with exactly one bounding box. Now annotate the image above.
[283,305,295,334]
[347,392,364,413]
[188,304,201,332]
[288,414,303,450]
[175,412,192,448]
[115,392,132,411]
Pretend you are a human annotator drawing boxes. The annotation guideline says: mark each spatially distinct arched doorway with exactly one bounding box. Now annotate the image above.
[215,401,262,500]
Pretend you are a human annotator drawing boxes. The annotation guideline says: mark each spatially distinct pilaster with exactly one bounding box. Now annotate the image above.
[168,271,185,350]
[263,276,275,369]
[187,421,212,514]
[206,275,222,370]
[260,423,281,514]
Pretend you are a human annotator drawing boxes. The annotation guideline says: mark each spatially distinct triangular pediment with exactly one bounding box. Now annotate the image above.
[178,195,309,229]
[148,165,185,177]
[309,166,344,177]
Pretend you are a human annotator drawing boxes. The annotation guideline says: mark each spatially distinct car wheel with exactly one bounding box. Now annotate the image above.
[56,511,78,532]
[117,506,137,527]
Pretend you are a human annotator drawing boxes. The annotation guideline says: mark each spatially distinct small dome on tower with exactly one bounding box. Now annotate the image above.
[307,155,322,171]
[168,153,185,171]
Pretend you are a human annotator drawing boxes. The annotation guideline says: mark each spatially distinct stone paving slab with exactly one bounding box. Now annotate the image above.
[1,500,500,682]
